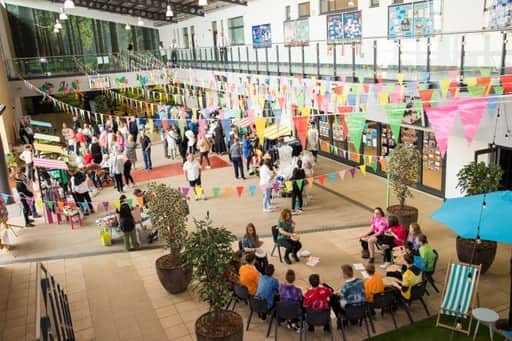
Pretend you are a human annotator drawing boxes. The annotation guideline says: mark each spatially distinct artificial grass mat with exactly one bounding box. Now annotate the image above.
[369,316,505,340]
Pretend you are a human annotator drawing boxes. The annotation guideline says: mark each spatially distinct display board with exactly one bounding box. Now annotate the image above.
[283,19,310,46]
[252,24,272,48]
[327,11,362,43]
[486,0,512,30]
[88,75,111,89]
[388,1,433,39]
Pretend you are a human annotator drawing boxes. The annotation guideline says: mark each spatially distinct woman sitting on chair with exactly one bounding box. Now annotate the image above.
[241,223,268,273]
[277,209,302,264]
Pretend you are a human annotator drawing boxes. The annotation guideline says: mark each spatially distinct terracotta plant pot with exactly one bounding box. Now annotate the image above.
[155,254,192,294]
[195,310,243,341]
[387,205,419,228]
[456,236,497,275]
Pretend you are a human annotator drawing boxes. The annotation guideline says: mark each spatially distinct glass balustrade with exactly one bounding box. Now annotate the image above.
[6,30,510,83]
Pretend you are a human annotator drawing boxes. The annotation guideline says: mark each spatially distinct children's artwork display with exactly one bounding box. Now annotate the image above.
[284,19,310,46]
[327,11,362,43]
[388,1,433,39]
[252,24,272,48]
[486,0,512,29]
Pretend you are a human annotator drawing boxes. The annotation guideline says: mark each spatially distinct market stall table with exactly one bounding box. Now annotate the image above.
[96,211,153,246]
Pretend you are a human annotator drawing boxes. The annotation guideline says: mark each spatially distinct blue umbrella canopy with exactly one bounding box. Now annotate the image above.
[431,191,512,244]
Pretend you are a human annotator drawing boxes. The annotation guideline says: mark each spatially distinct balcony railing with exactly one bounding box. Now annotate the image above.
[6,29,511,82]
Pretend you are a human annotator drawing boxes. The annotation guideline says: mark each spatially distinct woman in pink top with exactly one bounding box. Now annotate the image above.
[381,215,407,264]
[99,127,108,154]
[360,207,388,264]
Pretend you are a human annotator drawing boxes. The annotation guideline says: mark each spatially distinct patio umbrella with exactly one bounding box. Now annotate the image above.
[431,191,512,243]
[431,190,512,330]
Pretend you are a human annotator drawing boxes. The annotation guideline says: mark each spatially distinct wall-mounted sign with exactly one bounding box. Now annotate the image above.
[284,19,310,46]
[486,0,512,30]
[252,24,272,48]
[388,1,434,39]
[327,11,362,43]
[88,75,111,89]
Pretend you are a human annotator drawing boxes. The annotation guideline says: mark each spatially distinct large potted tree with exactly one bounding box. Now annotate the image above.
[456,161,503,274]
[147,183,192,294]
[182,217,243,341]
[387,143,422,228]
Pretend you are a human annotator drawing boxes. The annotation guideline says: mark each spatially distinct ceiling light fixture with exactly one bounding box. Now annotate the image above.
[55,19,62,30]
[166,5,174,17]
[59,8,68,20]
[348,0,355,6]
[63,0,75,9]
[125,23,131,30]
[198,0,208,6]
[137,17,144,26]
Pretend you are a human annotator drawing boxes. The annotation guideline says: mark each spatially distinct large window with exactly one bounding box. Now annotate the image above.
[183,27,189,48]
[320,0,358,14]
[370,0,379,7]
[228,16,245,45]
[285,5,291,20]
[299,2,311,17]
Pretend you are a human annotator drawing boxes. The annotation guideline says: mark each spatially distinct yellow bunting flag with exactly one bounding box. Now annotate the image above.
[439,80,450,98]
[285,181,293,192]
[192,108,197,120]
[378,93,389,105]
[254,117,267,144]
[337,95,346,106]
[36,199,43,210]
[225,187,232,197]
[466,77,477,87]
[300,107,311,117]
[113,200,121,210]
[397,73,404,84]
[195,186,203,199]
[359,165,367,175]
[320,84,327,96]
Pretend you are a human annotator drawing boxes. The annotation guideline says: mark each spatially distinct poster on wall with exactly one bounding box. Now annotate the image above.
[388,3,414,39]
[412,1,434,38]
[88,75,111,89]
[327,13,344,41]
[252,24,272,48]
[284,19,310,46]
[327,11,362,43]
[486,0,512,30]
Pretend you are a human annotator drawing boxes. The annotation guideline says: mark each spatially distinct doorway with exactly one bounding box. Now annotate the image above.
[498,146,512,190]
[212,21,218,61]
[190,26,196,60]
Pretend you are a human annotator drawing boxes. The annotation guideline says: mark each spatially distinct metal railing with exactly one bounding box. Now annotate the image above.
[6,29,512,82]
[35,263,75,341]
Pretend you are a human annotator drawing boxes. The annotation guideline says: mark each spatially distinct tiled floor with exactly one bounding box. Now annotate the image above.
[0,142,510,340]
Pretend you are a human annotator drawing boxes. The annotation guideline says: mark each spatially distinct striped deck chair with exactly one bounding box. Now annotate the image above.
[436,260,481,335]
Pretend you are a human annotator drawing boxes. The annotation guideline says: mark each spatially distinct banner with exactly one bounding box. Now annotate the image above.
[252,24,272,48]
[284,18,310,46]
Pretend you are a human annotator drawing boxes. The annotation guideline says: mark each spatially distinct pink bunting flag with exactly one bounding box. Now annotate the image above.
[457,98,488,144]
[199,119,207,138]
[102,201,109,211]
[272,182,280,192]
[339,170,346,180]
[181,187,190,196]
[425,105,458,157]
[349,168,356,177]
[292,116,309,149]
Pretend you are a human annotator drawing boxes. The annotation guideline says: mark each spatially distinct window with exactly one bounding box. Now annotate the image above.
[183,27,189,48]
[393,0,404,3]
[370,0,379,7]
[285,5,291,20]
[298,2,310,17]
[228,16,244,45]
[319,0,358,14]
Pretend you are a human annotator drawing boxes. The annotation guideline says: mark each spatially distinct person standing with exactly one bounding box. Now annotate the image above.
[123,159,136,188]
[259,158,276,212]
[229,137,245,180]
[140,131,152,171]
[166,126,179,160]
[159,41,167,63]
[71,170,95,215]
[125,135,137,169]
[170,39,178,67]
[0,197,10,250]
[290,160,306,214]
[185,127,196,155]
[306,122,319,162]
[183,154,204,200]
[110,153,124,193]
[217,32,227,63]
[117,195,140,251]
[213,120,226,154]
[128,117,139,143]
[197,135,211,169]
[161,128,170,159]
[90,137,103,164]
[242,134,253,173]
[19,144,35,181]
[14,170,34,227]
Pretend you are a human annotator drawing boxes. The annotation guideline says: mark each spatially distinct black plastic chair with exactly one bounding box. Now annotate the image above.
[226,282,250,311]
[303,309,333,341]
[270,225,284,263]
[425,249,440,293]
[372,290,398,329]
[268,301,303,341]
[247,296,273,337]
[238,239,244,258]
[401,280,430,323]
[337,302,374,341]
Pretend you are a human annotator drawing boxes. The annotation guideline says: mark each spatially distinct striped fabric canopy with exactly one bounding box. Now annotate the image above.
[33,158,68,170]
[34,143,67,155]
[238,117,253,128]
[263,124,292,140]
[440,263,478,317]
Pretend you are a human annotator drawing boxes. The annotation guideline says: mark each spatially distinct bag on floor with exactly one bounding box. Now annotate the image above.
[100,229,111,246]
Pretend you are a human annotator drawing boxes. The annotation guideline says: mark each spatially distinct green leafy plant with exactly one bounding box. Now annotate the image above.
[94,94,112,114]
[147,183,189,263]
[456,161,503,196]
[182,217,237,321]
[388,143,421,207]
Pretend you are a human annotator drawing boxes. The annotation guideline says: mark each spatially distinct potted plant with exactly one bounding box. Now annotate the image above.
[456,161,503,274]
[387,143,422,227]
[182,217,243,341]
[147,183,192,294]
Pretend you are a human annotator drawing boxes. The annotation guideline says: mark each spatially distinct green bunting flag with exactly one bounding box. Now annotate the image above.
[494,86,504,95]
[178,119,186,138]
[296,179,304,191]
[212,187,220,198]
[468,85,486,97]
[345,112,367,153]
[384,103,407,144]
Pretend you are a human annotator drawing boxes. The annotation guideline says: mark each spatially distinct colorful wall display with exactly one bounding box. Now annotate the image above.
[388,1,433,39]
[327,11,362,43]
[283,19,310,46]
[486,0,512,29]
[252,24,272,48]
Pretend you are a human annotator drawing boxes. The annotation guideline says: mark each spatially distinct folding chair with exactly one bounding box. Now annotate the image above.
[270,225,284,263]
[425,249,440,293]
[436,260,481,336]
